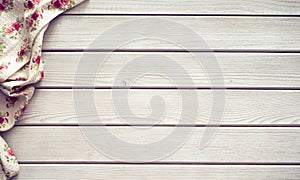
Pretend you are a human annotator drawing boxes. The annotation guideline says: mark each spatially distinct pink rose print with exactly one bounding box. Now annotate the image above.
[0,111,9,125]
[0,62,9,72]
[26,9,44,32]
[53,0,62,8]
[52,0,71,8]
[31,46,42,69]
[61,0,70,6]
[13,103,28,121]
[5,27,14,34]
[40,70,44,79]
[22,40,29,49]
[7,148,15,156]
[0,0,13,13]
[24,0,40,10]
[0,4,5,12]
[32,55,40,65]
[2,0,10,6]
[48,0,74,10]
[0,117,5,124]
[28,19,34,27]
[31,11,39,20]
[17,49,25,57]
[11,21,21,30]
[3,144,17,165]
[16,39,30,62]
[0,0,9,12]
[25,0,34,9]
[4,21,23,35]
[17,48,26,60]
[5,97,18,108]
[21,106,26,114]
[6,97,18,103]
[15,77,27,81]
[2,18,24,39]
[32,0,40,4]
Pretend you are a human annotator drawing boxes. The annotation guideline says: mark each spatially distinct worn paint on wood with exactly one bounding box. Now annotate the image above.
[44,16,300,51]
[66,0,300,15]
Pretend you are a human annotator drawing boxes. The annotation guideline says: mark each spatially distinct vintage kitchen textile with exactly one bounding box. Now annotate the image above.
[0,0,85,178]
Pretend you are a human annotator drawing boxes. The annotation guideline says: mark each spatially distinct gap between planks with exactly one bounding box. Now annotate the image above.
[12,164,300,179]
[64,0,300,15]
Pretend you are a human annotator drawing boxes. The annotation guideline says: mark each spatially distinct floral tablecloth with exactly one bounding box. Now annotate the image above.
[0,0,84,179]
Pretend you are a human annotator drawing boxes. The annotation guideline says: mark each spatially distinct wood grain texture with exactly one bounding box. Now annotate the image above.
[8,0,300,178]
[20,89,300,125]
[65,0,300,15]
[44,16,300,51]
[2,127,300,163]
[38,52,300,88]
[13,164,300,179]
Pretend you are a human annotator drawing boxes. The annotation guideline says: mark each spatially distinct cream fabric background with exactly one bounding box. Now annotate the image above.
[0,0,85,178]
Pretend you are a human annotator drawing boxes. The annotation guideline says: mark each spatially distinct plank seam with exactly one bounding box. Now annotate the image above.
[34,87,300,90]
[62,14,300,17]
[42,49,300,53]
[11,125,300,128]
[14,124,300,127]
[18,161,300,165]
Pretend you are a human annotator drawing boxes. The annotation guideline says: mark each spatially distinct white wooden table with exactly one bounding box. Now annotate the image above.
[6,0,300,179]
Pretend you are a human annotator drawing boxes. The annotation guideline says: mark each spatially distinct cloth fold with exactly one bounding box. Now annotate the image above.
[0,0,85,178]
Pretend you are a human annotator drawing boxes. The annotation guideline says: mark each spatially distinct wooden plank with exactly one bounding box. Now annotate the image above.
[44,16,300,51]
[2,127,300,162]
[21,89,300,125]
[38,52,300,88]
[13,164,300,179]
[65,0,300,15]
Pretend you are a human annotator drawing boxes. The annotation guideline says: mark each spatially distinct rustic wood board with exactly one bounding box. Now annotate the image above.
[20,89,300,125]
[38,52,300,88]
[43,16,300,51]
[3,127,300,163]
[65,0,300,15]
[13,164,300,179]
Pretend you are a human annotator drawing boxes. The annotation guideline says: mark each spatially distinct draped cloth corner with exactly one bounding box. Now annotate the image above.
[0,0,85,179]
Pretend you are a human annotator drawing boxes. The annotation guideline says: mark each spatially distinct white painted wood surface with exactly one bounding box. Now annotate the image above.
[13,165,300,179]
[7,0,300,178]
[20,90,300,125]
[3,127,300,162]
[65,0,300,15]
[38,52,300,88]
[44,16,300,51]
